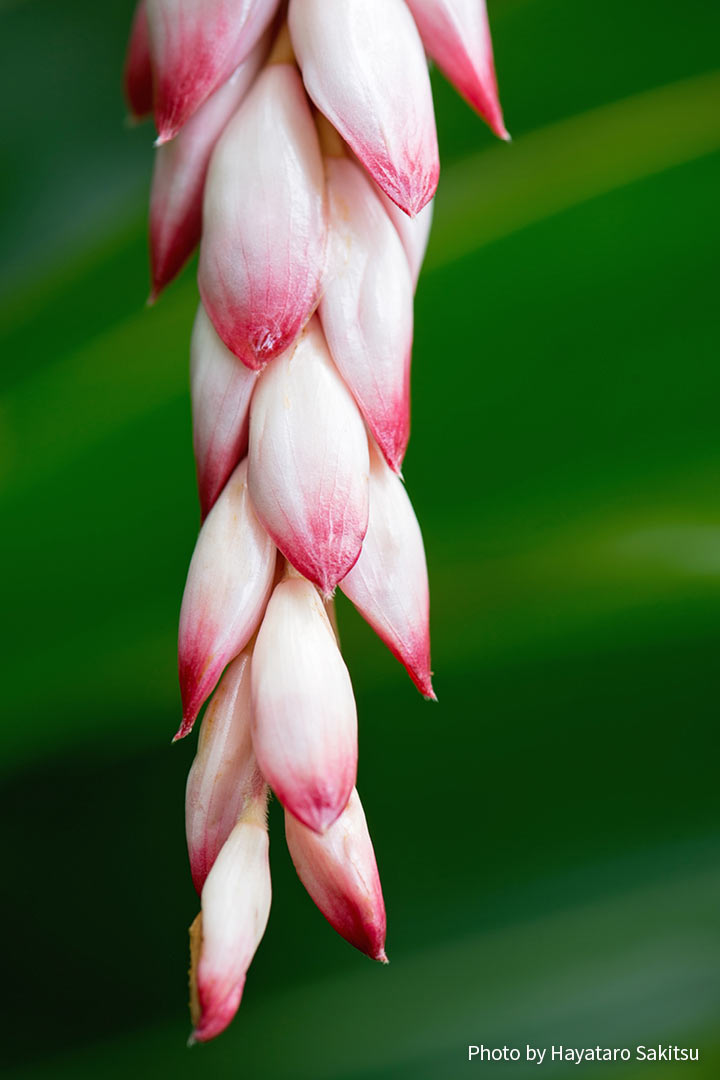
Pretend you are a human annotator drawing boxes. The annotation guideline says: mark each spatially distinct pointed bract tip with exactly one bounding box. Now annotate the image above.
[146,288,159,307]
[377,949,389,964]
[154,130,173,149]
[191,980,246,1043]
[173,712,196,742]
[414,670,436,701]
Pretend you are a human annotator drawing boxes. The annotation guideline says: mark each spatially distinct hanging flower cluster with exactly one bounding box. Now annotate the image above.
[125,0,507,1043]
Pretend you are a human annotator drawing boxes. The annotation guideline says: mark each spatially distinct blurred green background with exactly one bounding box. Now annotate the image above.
[1,0,719,1076]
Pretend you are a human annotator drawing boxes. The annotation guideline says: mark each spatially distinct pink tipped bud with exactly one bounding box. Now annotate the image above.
[285,789,387,962]
[177,459,276,740]
[289,0,439,217]
[198,64,327,371]
[190,305,258,520]
[251,576,357,833]
[320,158,413,474]
[375,186,434,290]
[248,319,369,595]
[124,0,153,121]
[405,0,509,140]
[341,446,434,698]
[185,648,265,893]
[146,0,280,143]
[149,37,268,298]
[190,803,271,1043]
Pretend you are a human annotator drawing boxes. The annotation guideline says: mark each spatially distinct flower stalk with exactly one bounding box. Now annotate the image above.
[125,0,508,1042]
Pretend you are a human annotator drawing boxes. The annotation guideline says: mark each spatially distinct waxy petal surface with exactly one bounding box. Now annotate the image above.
[124,0,153,120]
[251,577,357,832]
[177,459,276,740]
[199,64,327,371]
[376,186,434,289]
[405,0,508,139]
[289,0,439,216]
[190,305,258,520]
[147,0,280,142]
[186,649,265,894]
[341,447,434,698]
[285,788,387,961]
[320,158,413,474]
[150,39,267,297]
[192,814,271,1042]
[248,319,369,594]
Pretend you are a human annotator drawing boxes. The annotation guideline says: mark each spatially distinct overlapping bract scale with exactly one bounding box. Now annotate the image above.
[199,63,327,371]
[341,445,434,699]
[285,789,387,962]
[289,0,439,216]
[248,319,369,595]
[190,803,271,1043]
[177,459,276,740]
[146,0,280,143]
[190,305,258,520]
[185,649,264,894]
[405,0,508,140]
[150,35,268,297]
[251,577,358,833]
[321,157,413,474]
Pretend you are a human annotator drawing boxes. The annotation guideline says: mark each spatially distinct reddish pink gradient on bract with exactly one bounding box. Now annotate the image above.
[248,320,369,597]
[190,306,258,520]
[192,817,271,1041]
[285,789,387,961]
[124,0,153,120]
[193,978,245,1043]
[147,0,280,143]
[251,578,358,833]
[375,184,434,290]
[185,650,265,893]
[406,0,509,140]
[176,460,276,740]
[341,446,434,699]
[289,0,439,217]
[198,64,327,372]
[321,157,414,474]
[149,37,267,298]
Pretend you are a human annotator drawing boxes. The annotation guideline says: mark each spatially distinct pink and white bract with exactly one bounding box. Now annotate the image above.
[198,62,327,370]
[251,575,358,833]
[285,788,387,962]
[125,0,509,1042]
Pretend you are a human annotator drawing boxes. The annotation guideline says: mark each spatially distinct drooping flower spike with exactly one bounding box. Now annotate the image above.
[125,0,511,1042]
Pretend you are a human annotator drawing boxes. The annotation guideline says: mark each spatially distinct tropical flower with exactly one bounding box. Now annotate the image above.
[125,0,507,1042]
